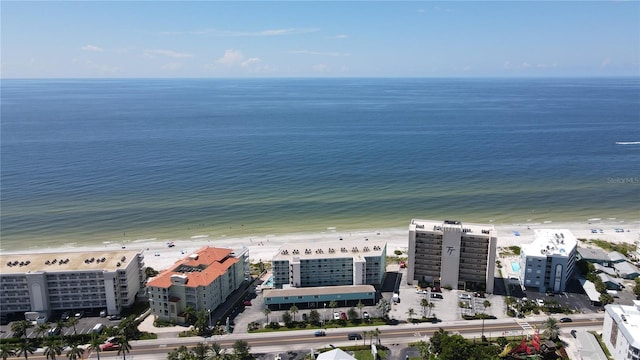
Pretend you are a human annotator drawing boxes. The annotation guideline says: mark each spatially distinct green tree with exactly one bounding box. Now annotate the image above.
[427,302,435,318]
[0,343,16,360]
[66,317,79,336]
[281,311,292,326]
[183,305,196,325]
[376,298,391,319]
[439,333,471,360]
[599,293,614,306]
[347,307,358,322]
[210,342,226,359]
[415,340,430,359]
[289,305,299,322]
[145,267,159,278]
[87,334,103,360]
[192,342,210,360]
[167,345,190,360]
[16,339,36,360]
[263,308,271,323]
[633,278,640,298]
[193,310,209,336]
[35,323,51,339]
[406,308,416,321]
[65,342,85,360]
[429,328,449,355]
[308,309,320,326]
[371,328,381,346]
[232,340,251,360]
[43,338,64,360]
[328,300,338,311]
[116,335,132,360]
[11,320,32,339]
[356,300,365,319]
[420,298,430,317]
[542,317,560,341]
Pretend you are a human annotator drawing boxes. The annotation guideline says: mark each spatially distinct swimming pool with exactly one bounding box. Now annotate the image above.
[511,262,521,272]
[263,276,274,287]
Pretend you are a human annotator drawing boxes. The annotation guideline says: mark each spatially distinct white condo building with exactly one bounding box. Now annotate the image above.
[603,301,640,360]
[0,250,145,319]
[408,219,497,293]
[518,229,577,293]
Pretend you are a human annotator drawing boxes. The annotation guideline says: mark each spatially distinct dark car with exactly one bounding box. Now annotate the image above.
[348,333,362,340]
[571,329,577,338]
[243,300,251,306]
[108,315,122,321]
[560,317,572,323]
[61,312,70,321]
[431,293,444,299]
[314,330,326,337]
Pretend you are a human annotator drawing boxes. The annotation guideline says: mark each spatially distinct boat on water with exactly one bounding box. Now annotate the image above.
[615,141,640,145]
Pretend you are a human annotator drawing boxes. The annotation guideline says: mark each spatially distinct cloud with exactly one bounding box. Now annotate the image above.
[504,60,557,70]
[334,34,348,39]
[81,45,103,52]
[161,28,318,37]
[215,49,262,69]
[144,49,193,59]
[311,64,328,72]
[288,50,348,57]
[241,58,261,68]
[601,58,612,67]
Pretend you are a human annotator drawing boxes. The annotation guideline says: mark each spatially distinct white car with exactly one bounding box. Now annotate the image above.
[333,312,340,320]
[416,289,428,294]
[459,293,471,300]
[363,311,370,319]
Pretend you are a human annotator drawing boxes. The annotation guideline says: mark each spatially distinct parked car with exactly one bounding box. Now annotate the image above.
[459,293,471,300]
[243,300,251,306]
[314,330,326,337]
[74,311,84,319]
[340,312,347,320]
[363,311,370,319]
[431,293,444,299]
[61,312,70,321]
[47,327,61,336]
[416,289,428,294]
[108,315,122,321]
[333,312,340,320]
[560,317,572,323]
[347,333,362,340]
[571,330,577,338]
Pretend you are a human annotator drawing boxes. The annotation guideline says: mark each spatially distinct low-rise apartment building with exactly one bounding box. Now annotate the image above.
[0,250,145,319]
[602,300,640,360]
[271,239,386,289]
[407,219,497,293]
[518,229,577,293]
[147,246,249,324]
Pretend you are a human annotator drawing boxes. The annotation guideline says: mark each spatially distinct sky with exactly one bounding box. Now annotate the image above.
[1,1,639,78]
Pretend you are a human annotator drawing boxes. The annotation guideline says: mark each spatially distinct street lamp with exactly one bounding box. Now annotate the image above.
[323,303,327,327]
[207,309,211,329]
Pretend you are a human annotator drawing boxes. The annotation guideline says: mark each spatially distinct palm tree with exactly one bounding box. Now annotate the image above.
[543,317,560,341]
[482,300,492,339]
[420,298,430,318]
[328,300,338,311]
[406,308,416,321]
[183,305,196,325]
[116,335,132,360]
[16,339,36,360]
[415,340,430,359]
[263,308,271,324]
[372,327,381,345]
[65,342,85,360]
[43,338,64,360]
[210,342,225,360]
[427,302,435,317]
[87,334,103,360]
[356,300,365,319]
[55,320,67,337]
[232,340,251,360]
[66,317,79,336]
[11,320,32,339]
[192,342,210,360]
[0,343,16,360]
[289,305,299,322]
[35,323,51,339]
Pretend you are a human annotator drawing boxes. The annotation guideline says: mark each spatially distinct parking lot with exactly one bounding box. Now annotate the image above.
[0,310,121,340]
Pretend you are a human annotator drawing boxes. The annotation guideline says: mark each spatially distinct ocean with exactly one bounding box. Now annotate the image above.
[1,78,639,251]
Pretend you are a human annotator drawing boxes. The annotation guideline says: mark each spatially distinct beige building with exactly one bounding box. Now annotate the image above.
[147,246,249,324]
[0,250,145,319]
[407,219,497,293]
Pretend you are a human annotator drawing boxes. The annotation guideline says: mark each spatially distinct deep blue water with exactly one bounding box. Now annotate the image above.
[1,78,639,249]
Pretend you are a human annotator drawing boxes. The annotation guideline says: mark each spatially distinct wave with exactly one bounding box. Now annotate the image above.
[615,141,640,145]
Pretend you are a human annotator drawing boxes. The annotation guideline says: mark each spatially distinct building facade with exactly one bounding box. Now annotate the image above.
[518,229,577,293]
[407,219,497,293]
[147,246,249,324]
[271,240,386,289]
[0,250,145,319]
[602,301,640,360]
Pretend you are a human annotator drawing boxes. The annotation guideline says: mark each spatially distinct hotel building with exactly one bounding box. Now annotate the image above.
[0,250,145,319]
[271,239,386,289]
[518,229,577,293]
[602,301,640,360]
[147,246,249,324]
[407,219,497,293]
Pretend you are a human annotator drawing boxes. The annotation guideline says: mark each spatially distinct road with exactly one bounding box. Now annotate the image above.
[24,314,604,359]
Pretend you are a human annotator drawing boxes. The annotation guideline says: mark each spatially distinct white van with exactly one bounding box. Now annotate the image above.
[92,323,104,334]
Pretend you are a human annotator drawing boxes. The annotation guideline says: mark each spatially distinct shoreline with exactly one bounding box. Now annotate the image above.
[2,219,638,272]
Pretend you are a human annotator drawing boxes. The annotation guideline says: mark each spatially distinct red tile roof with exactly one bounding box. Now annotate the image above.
[147,247,239,288]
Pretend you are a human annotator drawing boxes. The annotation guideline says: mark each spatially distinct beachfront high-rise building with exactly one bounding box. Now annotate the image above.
[518,229,577,293]
[602,300,640,360]
[407,219,497,293]
[147,246,249,324]
[0,250,145,320]
[270,239,386,289]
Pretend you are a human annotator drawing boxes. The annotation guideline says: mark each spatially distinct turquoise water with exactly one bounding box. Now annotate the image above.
[1,78,639,251]
[511,262,521,272]
[263,276,274,287]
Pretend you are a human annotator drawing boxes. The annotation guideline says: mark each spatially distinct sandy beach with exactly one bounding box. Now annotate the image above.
[3,219,638,272]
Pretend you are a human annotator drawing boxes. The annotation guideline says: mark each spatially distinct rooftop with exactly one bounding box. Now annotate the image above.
[523,229,577,257]
[272,239,386,261]
[409,219,496,237]
[263,284,376,298]
[147,246,240,288]
[605,300,640,349]
[0,250,142,274]
[577,247,610,262]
